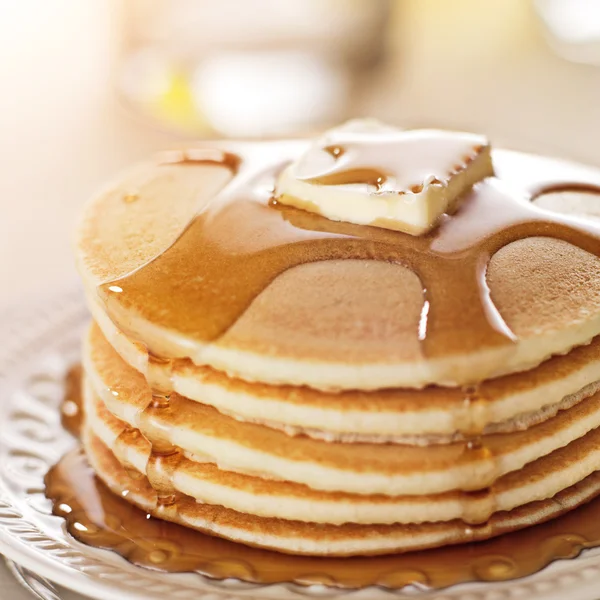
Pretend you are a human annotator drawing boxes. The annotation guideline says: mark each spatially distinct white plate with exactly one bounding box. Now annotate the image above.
[2,287,600,600]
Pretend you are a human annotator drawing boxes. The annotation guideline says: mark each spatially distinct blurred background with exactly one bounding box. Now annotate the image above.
[1,0,600,313]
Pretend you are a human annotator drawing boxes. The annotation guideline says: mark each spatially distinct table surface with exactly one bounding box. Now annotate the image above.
[1,0,600,597]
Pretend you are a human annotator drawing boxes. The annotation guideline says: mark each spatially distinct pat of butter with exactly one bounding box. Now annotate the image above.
[275,120,494,235]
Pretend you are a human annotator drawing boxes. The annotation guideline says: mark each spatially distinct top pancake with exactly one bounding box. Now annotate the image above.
[75,142,600,390]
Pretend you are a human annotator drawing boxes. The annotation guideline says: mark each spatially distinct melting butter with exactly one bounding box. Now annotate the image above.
[276,120,494,234]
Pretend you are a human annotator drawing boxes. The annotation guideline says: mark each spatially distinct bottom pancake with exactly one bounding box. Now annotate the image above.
[83,427,600,556]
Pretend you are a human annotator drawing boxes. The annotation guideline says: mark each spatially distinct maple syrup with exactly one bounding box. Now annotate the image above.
[99,142,600,371]
[45,447,600,590]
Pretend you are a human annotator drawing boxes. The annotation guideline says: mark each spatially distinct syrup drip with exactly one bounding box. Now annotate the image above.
[45,448,600,590]
[146,355,174,395]
[460,437,497,525]
[456,385,497,523]
[147,447,183,512]
[60,365,83,438]
[113,427,144,480]
[136,390,186,505]
[63,361,184,509]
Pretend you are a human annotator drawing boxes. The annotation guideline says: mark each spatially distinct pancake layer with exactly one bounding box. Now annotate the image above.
[75,147,600,390]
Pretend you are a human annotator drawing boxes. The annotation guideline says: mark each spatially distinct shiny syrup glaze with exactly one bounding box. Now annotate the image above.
[300,135,480,191]
[46,446,600,590]
[99,140,600,361]
[62,138,600,587]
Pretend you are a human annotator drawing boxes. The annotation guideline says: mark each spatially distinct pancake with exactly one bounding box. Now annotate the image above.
[84,374,600,527]
[88,310,600,441]
[82,427,600,556]
[69,128,600,560]
[85,323,600,496]
[75,145,600,390]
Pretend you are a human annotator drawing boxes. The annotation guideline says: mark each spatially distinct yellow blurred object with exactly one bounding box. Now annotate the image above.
[118,0,391,138]
[152,69,210,135]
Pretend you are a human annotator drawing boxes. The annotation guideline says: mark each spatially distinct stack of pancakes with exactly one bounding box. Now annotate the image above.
[74,140,600,556]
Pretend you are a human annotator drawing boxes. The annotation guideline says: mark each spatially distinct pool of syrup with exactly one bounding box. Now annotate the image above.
[44,367,600,591]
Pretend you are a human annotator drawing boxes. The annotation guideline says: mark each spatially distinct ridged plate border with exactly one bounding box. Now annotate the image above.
[1,286,600,600]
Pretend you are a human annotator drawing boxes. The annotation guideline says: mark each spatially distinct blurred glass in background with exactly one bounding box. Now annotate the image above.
[119,0,391,138]
[535,0,600,65]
